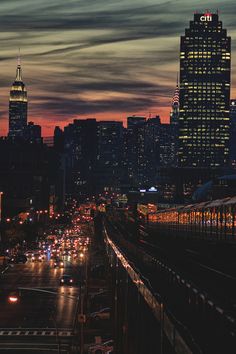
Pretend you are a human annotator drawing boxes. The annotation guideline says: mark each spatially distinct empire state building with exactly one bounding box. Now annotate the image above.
[8,58,28,138]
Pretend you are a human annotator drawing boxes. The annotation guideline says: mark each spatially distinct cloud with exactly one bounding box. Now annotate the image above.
[0,0,236,135]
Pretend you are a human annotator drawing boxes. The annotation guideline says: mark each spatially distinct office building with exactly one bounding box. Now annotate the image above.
[230,100,236,166]
[8,57,28,138]
[25,122,42,144]
[96,121,124,193]
[125,116,147,187]
[178,12,231,167]
[64,119,98,199]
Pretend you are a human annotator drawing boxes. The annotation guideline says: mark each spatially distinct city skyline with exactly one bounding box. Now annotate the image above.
[0,0,236,136]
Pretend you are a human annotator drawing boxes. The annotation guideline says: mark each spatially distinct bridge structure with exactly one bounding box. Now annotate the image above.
[97,196,236,354]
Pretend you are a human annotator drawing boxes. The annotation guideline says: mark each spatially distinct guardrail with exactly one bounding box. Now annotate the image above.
[104,225,201,354]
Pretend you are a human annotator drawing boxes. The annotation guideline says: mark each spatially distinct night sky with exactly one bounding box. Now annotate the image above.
[0,0,236,136]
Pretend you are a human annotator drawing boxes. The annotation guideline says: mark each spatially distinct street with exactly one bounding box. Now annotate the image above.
[0,257,81,328]
[0,211,113,354]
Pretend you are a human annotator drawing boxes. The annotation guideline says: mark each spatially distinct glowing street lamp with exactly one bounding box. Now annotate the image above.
[8,292,19,303]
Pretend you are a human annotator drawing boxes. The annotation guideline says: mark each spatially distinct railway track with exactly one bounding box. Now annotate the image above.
[106,215,236,353]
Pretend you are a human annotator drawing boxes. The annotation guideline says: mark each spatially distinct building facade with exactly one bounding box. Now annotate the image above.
[230,99,236,166]
[125,116,147,187]
[96,121,124,193]
[25,122,42,144]
[8,59,28,138]
[178,12,231,167]
[64,119,98,199]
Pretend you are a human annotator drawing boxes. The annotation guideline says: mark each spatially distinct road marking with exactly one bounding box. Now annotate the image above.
[195,262,236,281]
[0,330,73,337]
[0,348,68,352]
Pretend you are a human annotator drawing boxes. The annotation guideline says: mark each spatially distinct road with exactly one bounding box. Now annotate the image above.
[0,257,80,353]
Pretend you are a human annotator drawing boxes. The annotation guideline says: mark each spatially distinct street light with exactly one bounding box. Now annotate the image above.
[8,295,19,303]
[0,191,3,223]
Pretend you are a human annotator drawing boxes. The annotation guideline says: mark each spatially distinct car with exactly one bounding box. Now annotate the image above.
[59,274,74,286]
[31,253,43,262]
[9,254,27,264]
[54,259,64,268]
[88,339,114,353]
[90,290,110,306]
[25,250,34,258]
[90,289,109,300]
[90,307,111,320]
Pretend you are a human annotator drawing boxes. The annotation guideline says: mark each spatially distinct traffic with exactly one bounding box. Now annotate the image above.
[0,204,114,353]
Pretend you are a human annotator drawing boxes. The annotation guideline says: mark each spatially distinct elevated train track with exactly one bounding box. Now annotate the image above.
[153,196,236,241]
[106,200,236,353]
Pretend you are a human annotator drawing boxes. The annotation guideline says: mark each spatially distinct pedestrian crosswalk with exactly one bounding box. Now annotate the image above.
[0,328,73,337]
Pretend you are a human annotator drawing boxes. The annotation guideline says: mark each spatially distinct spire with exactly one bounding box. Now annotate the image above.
[16,48,22,81]
[172,73,180,106]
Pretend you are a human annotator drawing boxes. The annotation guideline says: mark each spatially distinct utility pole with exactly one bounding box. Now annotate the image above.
[79,289,85,354]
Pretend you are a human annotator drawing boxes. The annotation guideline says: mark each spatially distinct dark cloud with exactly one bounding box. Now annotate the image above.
[29,94,159,120]
[0,0,235,134]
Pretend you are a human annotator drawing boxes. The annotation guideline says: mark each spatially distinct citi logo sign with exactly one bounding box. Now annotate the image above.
[200,13,212,22]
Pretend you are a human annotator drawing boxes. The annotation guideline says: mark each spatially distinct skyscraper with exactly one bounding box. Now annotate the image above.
[64,119,97,199]
[8,57,28,138]
[170,75,180,125]
[96,121,124,193]
[229,99,236,165]
[126,116,147,187]
[25,122,42,144]
[170,76,180,166]
[178,12,231,168]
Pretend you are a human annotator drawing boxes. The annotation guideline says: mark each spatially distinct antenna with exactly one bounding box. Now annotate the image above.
[18,48,21,66]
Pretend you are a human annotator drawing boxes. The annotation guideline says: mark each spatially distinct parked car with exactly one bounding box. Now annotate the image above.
[88,339,114,353]
[90,307,111,320]
[90,290,110,310]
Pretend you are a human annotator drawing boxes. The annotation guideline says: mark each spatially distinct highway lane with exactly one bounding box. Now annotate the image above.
[0,257,80,329]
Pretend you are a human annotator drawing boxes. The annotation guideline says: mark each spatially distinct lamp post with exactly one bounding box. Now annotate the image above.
[0,191,3,223]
